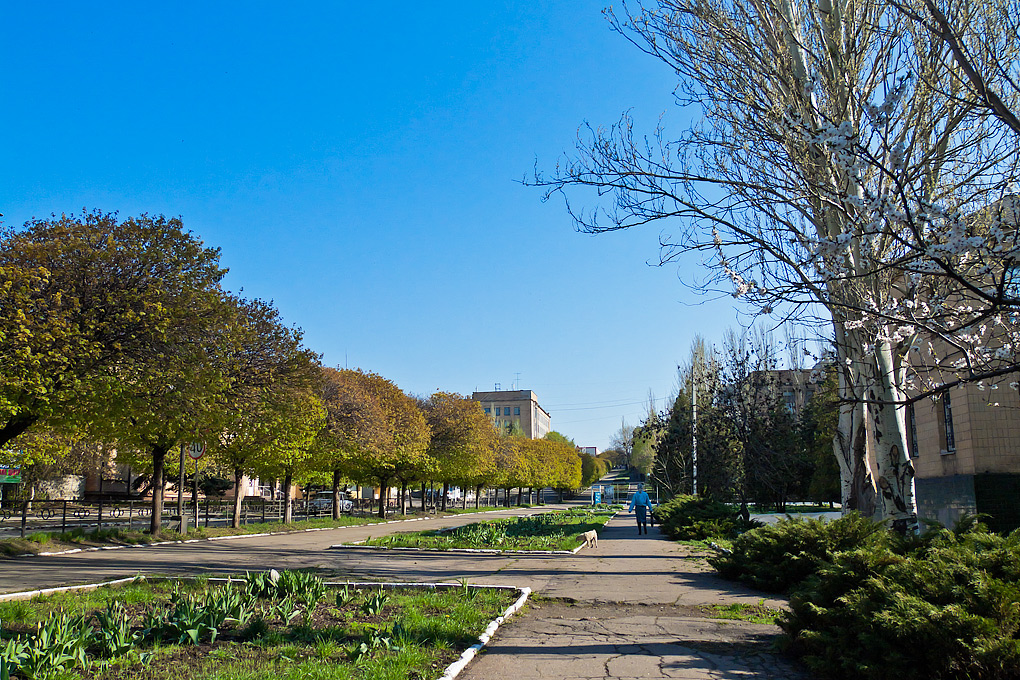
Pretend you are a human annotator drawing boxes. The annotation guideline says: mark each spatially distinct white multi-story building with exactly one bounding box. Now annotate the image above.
[471,389,551,439]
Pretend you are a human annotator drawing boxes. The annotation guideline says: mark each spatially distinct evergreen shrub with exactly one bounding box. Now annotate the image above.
[780,522,1020,679]
[709,512,886,592]
[652,495,760,540]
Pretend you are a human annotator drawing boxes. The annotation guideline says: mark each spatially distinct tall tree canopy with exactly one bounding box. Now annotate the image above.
[207,296,320,528]
[345,372,430,517]
[423,392,496,511]
[314,367,391,518]
[0,211,226,449]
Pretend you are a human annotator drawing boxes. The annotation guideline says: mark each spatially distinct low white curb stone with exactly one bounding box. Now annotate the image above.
[439,586,531,680]
[0,575,144,602]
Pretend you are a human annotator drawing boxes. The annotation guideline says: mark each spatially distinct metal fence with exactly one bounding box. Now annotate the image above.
[0,487,570,538]
[0,497,391,538]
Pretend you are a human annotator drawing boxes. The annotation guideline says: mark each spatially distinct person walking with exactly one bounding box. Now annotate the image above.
[628,483,652,535]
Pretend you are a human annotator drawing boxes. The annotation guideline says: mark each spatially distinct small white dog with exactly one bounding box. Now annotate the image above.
[582,530,598,549]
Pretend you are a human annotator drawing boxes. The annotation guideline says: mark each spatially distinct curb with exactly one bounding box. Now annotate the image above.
[11,507,529,560]
[0,575,143,602]
[0,574,532,680]
[441,585,531,680]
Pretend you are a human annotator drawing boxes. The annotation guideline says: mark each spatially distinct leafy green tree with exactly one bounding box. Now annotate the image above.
[491,431,527,507]
[0,211,226,450]
[648,391,693,497]
[315,368,391,517]
[527,437,581,502]
[544,431,575,446]
[423,392,496,511]
[345,374,430,517]
[579,450,606,488]
[97,299,235,534]
[207,297,320,528]
[800,370,842,506]
[708,330,806,510]
[598,447,626,470]
[0,427,102,499]
[314,373,426,515]
[631,429,656,477]
[250,387,326,523]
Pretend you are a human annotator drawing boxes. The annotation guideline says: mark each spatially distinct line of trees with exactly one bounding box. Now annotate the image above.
[0,211,608,534]
[634,332,841,512]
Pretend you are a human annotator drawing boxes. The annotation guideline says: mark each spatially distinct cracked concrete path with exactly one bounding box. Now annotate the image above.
[464,602,809,680]
[456,513,814,680]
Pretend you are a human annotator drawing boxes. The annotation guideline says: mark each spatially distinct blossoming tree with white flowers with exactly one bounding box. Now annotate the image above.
[535,0,1020,531]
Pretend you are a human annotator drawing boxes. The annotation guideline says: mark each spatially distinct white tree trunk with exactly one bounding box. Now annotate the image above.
[868,338,918,532]
[833,323,879,518]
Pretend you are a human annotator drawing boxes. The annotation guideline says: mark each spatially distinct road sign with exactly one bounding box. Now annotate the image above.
[186,441,206,460]
[592,491,602,505]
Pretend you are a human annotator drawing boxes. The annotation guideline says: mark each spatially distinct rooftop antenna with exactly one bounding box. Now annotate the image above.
[514,372,521,390]
[494,382,501,391]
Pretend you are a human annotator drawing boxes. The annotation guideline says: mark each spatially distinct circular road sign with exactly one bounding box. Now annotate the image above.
[187,441,206,460]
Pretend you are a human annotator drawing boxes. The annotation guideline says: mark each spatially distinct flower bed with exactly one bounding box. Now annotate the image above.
[346,508,615,552]
[0,571,525,680]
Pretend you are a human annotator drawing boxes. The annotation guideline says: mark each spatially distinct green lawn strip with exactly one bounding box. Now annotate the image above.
[0,506,509,559]
[356,509,615,552]
[704,601,782,625]
[0,572,519,680]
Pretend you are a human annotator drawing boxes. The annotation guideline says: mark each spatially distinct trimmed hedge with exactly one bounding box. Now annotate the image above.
[651,495,760,540]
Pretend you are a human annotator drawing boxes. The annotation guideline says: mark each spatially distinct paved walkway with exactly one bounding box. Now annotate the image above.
[457,513,811,680]
[0,499,813,679]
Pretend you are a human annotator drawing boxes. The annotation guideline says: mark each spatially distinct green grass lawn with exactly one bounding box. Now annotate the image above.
[705,601,782,625]
[0,506,509,559]
[357,508,616,552]
[0,572,520,680]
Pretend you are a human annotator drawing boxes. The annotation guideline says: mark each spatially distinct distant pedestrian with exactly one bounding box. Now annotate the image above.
[628,483,652,535]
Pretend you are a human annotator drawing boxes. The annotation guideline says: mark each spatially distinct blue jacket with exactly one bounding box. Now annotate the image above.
[629,490,651,511]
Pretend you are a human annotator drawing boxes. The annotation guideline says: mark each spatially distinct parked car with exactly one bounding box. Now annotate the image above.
[308,491,353,513]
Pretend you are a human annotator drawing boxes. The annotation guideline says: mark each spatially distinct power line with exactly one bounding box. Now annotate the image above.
[556,411,646,426]
[547,396,667,412]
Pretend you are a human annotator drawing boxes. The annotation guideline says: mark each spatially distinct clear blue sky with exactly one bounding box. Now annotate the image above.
[0,2,743,449]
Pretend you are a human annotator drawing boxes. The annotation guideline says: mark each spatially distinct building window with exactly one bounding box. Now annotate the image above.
[505,407,512,416]
[783,391,796,413]
[942,392,956,454]
[484,408,491,414]
[514,407,520,415]
[907,403,918,458]
[1006,263,1020,298]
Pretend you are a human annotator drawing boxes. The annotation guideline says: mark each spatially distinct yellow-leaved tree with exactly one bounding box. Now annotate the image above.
[423,392,497,511]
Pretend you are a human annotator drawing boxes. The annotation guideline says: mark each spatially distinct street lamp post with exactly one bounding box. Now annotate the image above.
[691,375,698,496]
